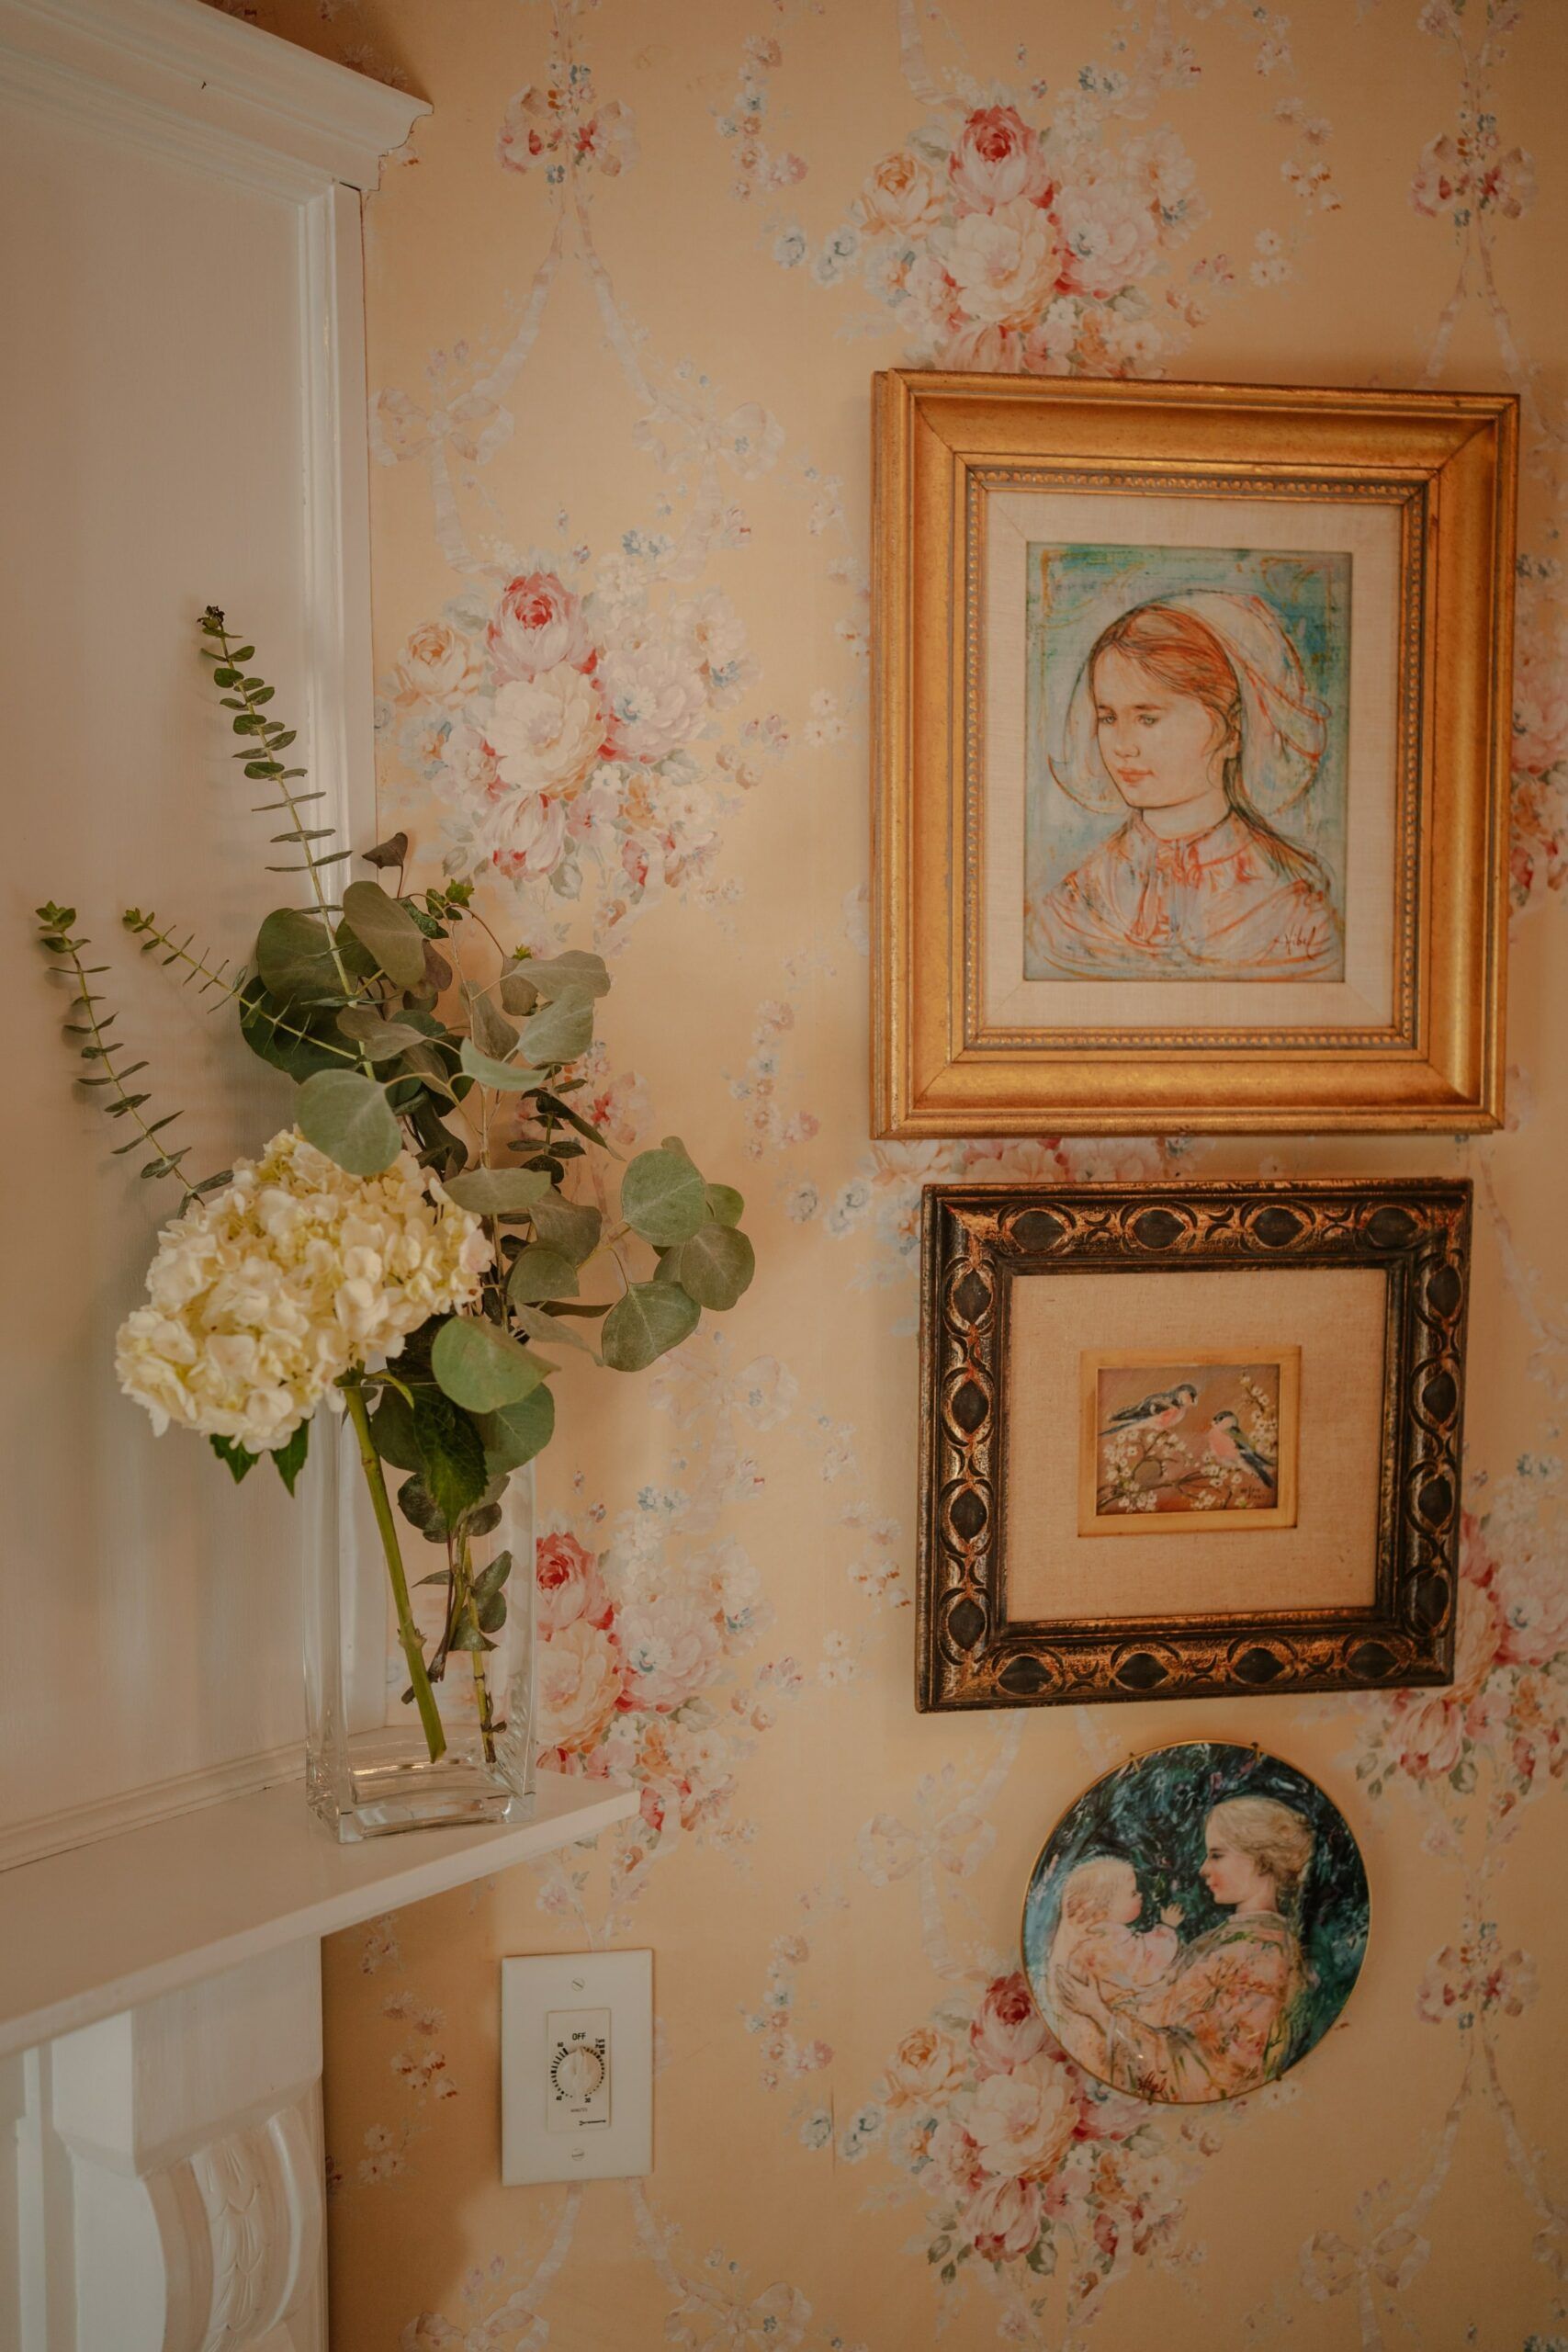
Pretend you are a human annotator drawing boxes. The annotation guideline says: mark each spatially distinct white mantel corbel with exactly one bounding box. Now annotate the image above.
[47,1947,324,2352]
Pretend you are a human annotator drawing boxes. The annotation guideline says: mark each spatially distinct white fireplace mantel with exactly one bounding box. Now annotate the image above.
[0,1774,639,2352]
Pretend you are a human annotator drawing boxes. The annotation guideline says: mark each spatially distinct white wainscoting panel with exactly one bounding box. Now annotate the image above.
[0,0,424,1869]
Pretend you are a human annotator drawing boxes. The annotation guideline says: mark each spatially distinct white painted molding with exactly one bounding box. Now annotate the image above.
[1,0,401,1873]
[0,1745,302,1876]
[0,0,427,195]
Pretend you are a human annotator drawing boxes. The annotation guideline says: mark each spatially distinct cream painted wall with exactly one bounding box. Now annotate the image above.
[216,2,1567,2344]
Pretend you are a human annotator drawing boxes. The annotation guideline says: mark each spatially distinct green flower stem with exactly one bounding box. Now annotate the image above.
[454,1532,499,1767]
[343,1377,446,1764]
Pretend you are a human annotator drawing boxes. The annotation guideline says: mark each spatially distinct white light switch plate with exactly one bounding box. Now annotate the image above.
[501,1950,652,2184]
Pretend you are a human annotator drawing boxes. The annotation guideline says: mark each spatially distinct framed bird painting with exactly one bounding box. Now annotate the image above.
[872,370,1517,1136]
[915,1177,1472,1711]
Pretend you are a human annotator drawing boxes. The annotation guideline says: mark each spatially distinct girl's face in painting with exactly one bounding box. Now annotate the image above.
[1200,1819,1276,1913]
[1091,646,1235,818]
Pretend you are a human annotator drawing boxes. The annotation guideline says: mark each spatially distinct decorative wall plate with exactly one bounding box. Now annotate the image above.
[1022,1740,1371,2104]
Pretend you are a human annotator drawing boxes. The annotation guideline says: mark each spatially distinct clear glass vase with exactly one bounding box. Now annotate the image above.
[302,1399,537,1841]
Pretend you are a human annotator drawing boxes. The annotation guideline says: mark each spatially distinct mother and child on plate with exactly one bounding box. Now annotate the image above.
[1043,1794,1316,2104]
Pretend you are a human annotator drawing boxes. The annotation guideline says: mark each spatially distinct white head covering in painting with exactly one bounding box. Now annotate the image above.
[1048,588,1329,820]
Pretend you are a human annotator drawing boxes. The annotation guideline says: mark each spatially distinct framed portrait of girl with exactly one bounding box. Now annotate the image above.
[873,370,1517,1135]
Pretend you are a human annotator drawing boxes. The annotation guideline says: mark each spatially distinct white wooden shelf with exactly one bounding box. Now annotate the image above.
[0,1770,636,2060]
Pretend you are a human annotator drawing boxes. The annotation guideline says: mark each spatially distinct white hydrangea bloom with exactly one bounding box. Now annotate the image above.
[115,1127,491,1453]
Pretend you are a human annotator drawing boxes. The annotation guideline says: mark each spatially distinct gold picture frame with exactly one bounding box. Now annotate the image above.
[872,369,1517,1136]
[1077,1345,1301,1538]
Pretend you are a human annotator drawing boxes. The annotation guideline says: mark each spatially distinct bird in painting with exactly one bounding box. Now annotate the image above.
[1101,1382,1198,1437]
[1204,1409,1276,1488]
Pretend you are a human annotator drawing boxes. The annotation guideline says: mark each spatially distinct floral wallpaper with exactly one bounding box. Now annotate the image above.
[216,0,1567,2342]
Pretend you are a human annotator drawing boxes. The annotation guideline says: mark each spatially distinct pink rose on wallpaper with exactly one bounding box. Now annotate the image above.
[882,2025,966,2108]
[927,2116,986,2199]
[903,250,969,350]
[963,2174,1044,2260]
[536,1531,613,1635]
[486,665,606,796]
[475,790,568,882]
[948,106,1053,215]
[944,198,1064,329]
[1055,166,1161,301]
[486,571,595,682]
[630,1714,736,1835]
[599,631,710,765]
[970,1973,1049,2076]
[967,2058,1079,2180]
[437,720,501,799]
[616,1594,722,1713]
[536,1618,625,1754]
[1381,1560,1506,1782]
[391,620,487,710]
[861,148,946,236]
[1387,1687,1467,1780]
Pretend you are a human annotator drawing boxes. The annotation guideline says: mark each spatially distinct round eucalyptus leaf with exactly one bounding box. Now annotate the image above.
[458,1037,547,1093]
[336,1008,432,1060]
[620,1148,707,1247]
[704,1182,745,1228]
[513,1304,601,1363]
[601,1280,701,1373]
[431,1316,548,1412]
[529,1192,602,1266]
[523,950,610,1001]
[475,1384,556,1475]
[367,1384,423,1473]
[444,1166,553,1216]
[676,1223,755,1311]
[340,879,427,989]
[255,908,340,1005]
[295,1069,401,1175]
[519,989,595,1066]
[462,978,519,1063]
[507,1244,581,1305]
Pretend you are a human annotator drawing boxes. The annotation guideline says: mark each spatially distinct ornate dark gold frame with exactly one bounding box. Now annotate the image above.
[916,1177,1471,1711]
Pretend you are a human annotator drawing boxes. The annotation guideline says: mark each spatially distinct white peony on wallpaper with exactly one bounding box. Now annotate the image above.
[212,0,1568,2344]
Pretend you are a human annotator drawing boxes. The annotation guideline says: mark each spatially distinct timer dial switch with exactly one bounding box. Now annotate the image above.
[545,2005,611,2134]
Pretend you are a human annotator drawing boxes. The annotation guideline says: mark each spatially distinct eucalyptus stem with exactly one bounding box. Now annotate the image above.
[454,1532,500,1767]
[37,907,196,1200]
[203,609,377,1080]
[342,1374,446,1764]
[120,910,361,1064]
